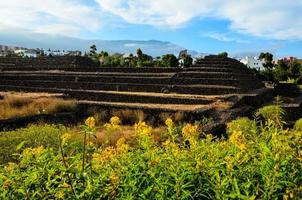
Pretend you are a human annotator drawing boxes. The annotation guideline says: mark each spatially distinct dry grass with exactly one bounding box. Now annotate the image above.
[95,126,167,147]
[0,93,76,120]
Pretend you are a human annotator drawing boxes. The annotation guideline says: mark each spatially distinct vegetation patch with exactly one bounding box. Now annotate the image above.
[0,105,301,199]
[0,93,76,120]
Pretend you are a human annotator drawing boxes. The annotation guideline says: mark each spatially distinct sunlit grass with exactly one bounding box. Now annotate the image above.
[0,93,76,120]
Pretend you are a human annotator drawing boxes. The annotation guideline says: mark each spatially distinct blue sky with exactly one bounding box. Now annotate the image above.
[0,0,301,57]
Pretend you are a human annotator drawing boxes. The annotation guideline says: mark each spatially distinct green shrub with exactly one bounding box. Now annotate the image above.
[255,105,285,126]
[226,117,257,138]
[294,118,302,131]
[0,124,67,163]
[0,118,301,199]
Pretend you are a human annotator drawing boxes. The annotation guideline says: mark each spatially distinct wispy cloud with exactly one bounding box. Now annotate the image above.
[1,0,302,41]
[0,0,102,36]
[96,0,302,40]
[201,32,250,43]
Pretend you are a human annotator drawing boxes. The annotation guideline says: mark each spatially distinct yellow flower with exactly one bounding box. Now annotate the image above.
[182,123,199,140]
[61,133,72,144]
[165,118,174,128]
[104,116,121,130]
[62,182,70,188]
[163,139,171,147]
[134,121,152,136]
[55,190,65,199]
[5,162,16,172]
[116,138,129,154]
[229,130,246,151]
[110,116,121,126]
[109,172,120,186]
[85,117,96,128]
[22,146,45,157]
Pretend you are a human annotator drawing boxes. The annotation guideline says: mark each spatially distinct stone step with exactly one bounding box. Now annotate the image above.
[0,73,260,87]
[0,74,172,84]
[0,71,175,77]
[186,67,238,72]
[0,85,216,104]
[176,71,256,79]
[77,100,211,113]
[0,66,182,73]
[169,84,240,95]
[0,80,241,95]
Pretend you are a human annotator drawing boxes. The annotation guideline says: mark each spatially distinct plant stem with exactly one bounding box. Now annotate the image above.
[59,136,76,196]
[82,131,87,187]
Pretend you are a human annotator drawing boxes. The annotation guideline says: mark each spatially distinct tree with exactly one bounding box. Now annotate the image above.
[182,54,193,67]
[218,52,228,57]
[259,52,274,69]
[89,45,97,57]
[273,60,288,81]
[88,44,100,64]
[162,54,179,67]
[288,60,301,79]
[136,48,143,60]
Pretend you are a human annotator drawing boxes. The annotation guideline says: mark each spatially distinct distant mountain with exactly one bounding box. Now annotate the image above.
[0,31,205,57]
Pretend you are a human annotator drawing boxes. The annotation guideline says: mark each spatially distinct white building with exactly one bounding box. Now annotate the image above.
[14,49,39,58]
[240,56,265,71]
[44,50,65,56]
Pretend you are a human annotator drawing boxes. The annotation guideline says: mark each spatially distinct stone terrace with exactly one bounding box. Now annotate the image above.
[0,56,265,114]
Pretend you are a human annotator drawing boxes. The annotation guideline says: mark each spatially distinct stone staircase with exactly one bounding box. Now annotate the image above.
[0,55,264,113]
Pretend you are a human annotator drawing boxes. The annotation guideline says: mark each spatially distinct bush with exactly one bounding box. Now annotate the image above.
[0,117,301,199]
[226,117,257,138]
[294,118,302,131]
[0,124,67,163]
[255,105,285,126]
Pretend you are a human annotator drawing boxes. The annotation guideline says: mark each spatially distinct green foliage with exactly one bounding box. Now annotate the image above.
[0,114,301,199]
[294,118,302,131]
[259,52,274,69]
[0,124,67,163]
[288,60,301,79]
[89,44,100,64]
[273,59,302,81]
[162,54,179,67]
[181,54,193,67]
[260,68,275,81]
[274,64,289,81]
[218,52,228,57]
[255,105,285,126]
[226,117,257,138]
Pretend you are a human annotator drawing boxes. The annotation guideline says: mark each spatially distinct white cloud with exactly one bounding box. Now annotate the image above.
[201,32,249,43]
[96,0,302,40]
[0,0,102,36]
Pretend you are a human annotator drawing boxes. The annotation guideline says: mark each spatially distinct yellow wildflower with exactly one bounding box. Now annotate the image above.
[104,116,121,130]
[85,116,96,128]
[134,121,152,136]
[61,133,72,144]
[110,116,121,126]
[22,146,45,157]
[163,139,171,147]
[224,155,234,171]
[5,162,16,173]
[182,123,199,140]
[116,138,129,154]
[55,190,65,199]
[109,172,120,186]
[229,130,246,151]
[62,182,70,188]
[165,118,174,128]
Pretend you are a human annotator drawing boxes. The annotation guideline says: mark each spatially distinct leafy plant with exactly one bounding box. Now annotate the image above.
[0,113,301,199]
